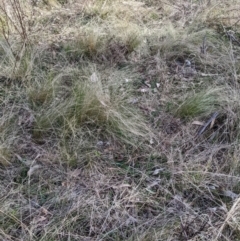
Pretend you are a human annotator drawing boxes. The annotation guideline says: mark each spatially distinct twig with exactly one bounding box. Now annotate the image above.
[226,30,240,46]
[196,112,219,138]
[0,0,29,77]
[200,35,207,54]
[200,73,219,77]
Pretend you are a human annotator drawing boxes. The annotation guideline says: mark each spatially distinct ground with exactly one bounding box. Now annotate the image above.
[1,0,240,240]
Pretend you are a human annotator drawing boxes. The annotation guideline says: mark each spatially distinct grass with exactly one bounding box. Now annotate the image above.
[1,0,240,240]
[176,88,221,119]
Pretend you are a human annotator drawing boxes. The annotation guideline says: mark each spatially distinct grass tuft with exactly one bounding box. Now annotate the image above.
[176,88,221,119]
[32,69,150,145]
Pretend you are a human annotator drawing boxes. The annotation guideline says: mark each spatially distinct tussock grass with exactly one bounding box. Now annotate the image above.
[1,0,240,241]
[176,88,221,119]
[31,67,150,146]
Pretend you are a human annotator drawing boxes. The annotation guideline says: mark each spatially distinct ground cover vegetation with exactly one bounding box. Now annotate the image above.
[0,0,240,240]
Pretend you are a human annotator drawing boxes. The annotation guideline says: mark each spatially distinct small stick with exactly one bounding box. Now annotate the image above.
[200,35,207,54]
[196,112,219,137]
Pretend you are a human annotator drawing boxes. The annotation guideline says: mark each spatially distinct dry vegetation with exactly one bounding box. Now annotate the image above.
[1,0,240,240]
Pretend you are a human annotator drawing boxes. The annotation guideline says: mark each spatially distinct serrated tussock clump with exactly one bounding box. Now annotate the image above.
[33,70,150,145]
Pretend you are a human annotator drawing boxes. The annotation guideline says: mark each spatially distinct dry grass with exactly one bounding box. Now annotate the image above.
[1,0,240,240]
